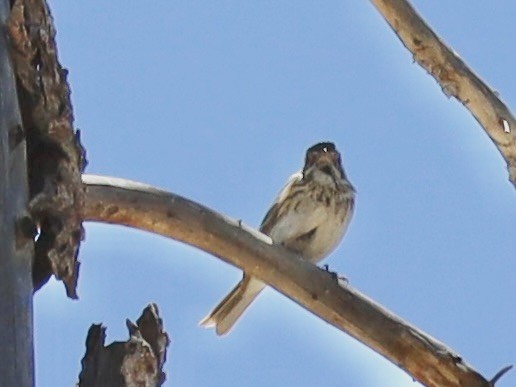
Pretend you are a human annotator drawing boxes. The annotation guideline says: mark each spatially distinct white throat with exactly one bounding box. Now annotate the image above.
[306,165,340,187]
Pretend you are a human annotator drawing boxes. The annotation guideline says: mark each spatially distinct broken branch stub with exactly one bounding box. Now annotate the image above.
[78,304,170,387]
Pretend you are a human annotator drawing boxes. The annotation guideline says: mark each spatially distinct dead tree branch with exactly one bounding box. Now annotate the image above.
[82,174,509,387]
[78,303,170,387]
[369,0,516,187]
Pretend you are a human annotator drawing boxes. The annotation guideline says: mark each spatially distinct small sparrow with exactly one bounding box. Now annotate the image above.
[200,142,355,335]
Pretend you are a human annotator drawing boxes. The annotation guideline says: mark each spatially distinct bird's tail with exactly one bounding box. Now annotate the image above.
[200,275,265,335]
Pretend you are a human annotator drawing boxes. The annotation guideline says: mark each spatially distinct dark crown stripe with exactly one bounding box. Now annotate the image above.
[307,142,335,153]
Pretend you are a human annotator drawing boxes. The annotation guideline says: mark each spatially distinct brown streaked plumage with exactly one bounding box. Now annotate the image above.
[200,142,355,335]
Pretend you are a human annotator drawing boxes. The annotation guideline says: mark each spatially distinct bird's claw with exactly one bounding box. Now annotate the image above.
[322,264,348,285]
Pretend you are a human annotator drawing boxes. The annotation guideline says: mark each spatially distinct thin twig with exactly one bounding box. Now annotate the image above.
[489,365,513,386]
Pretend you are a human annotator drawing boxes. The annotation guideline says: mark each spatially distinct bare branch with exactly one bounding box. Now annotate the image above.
[82,174,498,387]
[369,0,516,187]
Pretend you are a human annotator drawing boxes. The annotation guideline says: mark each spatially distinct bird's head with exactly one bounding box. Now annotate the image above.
[303,142,345,183]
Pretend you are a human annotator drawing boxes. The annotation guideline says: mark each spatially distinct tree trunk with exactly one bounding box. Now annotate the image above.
[0,0,34,384]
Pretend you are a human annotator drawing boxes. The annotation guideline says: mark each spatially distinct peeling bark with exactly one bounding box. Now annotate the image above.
[6,0,87,297]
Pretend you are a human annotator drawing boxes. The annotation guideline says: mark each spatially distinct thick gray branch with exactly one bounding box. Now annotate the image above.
[83,174,497,387]
[370,0,516,187]
[0,0,34,385]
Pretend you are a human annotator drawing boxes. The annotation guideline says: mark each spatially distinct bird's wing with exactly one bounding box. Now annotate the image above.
[259,171,303,236]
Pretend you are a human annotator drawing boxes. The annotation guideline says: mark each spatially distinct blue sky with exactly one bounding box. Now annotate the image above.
[35,1,515,386]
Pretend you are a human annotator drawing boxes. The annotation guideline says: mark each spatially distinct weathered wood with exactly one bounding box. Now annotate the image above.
[78,304,170,387]
[6,0,87,298]
[83,175,504,387]
[0,0,34,384]
[369,0,516,187]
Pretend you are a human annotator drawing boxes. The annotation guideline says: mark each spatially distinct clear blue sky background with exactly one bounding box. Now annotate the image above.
[35,1,515,386]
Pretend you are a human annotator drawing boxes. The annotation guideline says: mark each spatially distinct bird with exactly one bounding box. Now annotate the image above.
[200,141,355,335]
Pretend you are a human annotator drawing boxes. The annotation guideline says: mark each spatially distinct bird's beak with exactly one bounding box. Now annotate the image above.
[316,152,333,167]
[316,152,334,175]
